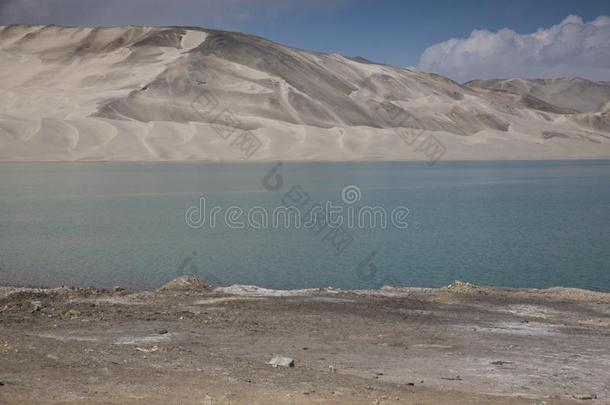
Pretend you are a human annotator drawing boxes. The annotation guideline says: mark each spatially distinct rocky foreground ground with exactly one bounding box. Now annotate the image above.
[0,278,609,404]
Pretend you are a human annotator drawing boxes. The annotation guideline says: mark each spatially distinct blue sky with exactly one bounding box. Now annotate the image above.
[242,0,610,68]
[2,0,610,80]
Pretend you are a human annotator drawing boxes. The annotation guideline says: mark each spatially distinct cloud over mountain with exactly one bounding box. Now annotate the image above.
[417,15,610,82]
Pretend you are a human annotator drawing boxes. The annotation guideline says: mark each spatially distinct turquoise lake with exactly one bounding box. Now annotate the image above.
[1,160,609,291]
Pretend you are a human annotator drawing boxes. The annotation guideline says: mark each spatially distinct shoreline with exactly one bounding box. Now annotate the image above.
[1,277,609,403]
[2,279,610,300]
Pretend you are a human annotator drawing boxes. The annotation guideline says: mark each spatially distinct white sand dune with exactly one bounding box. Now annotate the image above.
[1,24,610,161]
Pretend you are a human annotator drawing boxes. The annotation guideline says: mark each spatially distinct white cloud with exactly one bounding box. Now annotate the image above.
[417,15,610,82]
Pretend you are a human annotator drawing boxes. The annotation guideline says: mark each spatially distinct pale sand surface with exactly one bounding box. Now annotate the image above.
[1,25,610,162]
[1,279,608,404]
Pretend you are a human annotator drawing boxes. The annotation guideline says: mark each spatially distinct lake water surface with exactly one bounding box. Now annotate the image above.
[1,160,609,291]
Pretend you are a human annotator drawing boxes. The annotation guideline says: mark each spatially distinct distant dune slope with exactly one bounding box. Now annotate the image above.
[466,77,610,114]
[1,25,609,161]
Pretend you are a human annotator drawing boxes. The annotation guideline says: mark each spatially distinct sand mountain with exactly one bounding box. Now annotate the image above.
[467,77,610,114]
[1,25,609,161]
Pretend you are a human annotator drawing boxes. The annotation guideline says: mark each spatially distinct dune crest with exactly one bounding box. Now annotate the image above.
[1,25,610,161]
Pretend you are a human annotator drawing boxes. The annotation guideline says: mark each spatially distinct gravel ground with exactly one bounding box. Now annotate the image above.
[0,278,608,404]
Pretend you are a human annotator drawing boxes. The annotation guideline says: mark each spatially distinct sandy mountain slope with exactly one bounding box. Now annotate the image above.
[466,77,610,113]
[1,25,609,161]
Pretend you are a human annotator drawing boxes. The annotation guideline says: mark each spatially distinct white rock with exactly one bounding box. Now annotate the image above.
[268,355,295,368]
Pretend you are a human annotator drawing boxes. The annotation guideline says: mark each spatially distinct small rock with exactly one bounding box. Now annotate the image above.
[406,382,415,386]
[329,365,336,373]
[572,394,596,400]
[441,375,462,381]
[31,301,42,312]
[66,309,81,318]
[491,360,512,366]
[135,346,159,353]
[159,276,214,291]
[157,328,168,335]
[268,355,294,368]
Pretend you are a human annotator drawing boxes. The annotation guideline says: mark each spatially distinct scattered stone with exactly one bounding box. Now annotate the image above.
[446,280,477,292]
[491,360,513,366]
[135,346,159,353]
[30,301,42,312]
[158,276,214,292]
[157,328,168,335]
[66,309,81,318]
[268,355,294,368]
[572,394,596,400]
[441,375,462,381]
